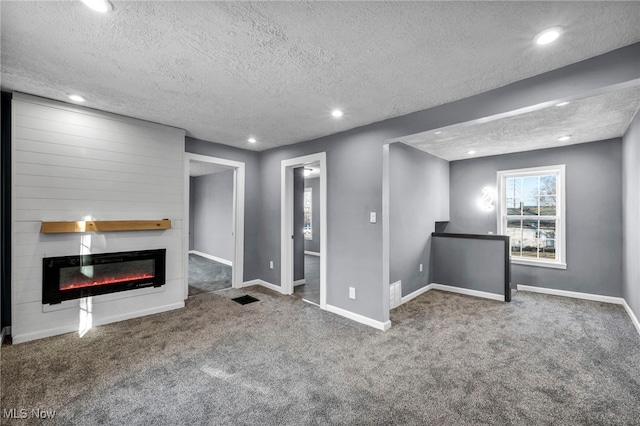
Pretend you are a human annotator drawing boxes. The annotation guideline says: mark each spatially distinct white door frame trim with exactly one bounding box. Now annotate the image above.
[183,153,245,299]
[382,143,391,323]
[281,152,327,309]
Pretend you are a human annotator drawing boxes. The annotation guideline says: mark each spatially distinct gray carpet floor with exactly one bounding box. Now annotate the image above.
[1,288,640,425]
[293,254,320,304]
[188,253,232,295]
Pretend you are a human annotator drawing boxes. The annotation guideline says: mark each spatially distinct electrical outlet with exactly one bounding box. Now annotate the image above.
[419,263,423,272]
[349,287,356,299]
[269,261,274,269]
[488,231,494,235]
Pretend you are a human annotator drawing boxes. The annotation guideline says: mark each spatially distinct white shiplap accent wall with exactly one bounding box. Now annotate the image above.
[11,93,186,343]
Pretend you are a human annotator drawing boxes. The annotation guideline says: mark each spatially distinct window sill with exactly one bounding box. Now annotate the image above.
[511,258,567,270]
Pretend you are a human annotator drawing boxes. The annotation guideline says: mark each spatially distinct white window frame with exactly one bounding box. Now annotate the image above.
[304,187,312,240]
[497,164,566,269]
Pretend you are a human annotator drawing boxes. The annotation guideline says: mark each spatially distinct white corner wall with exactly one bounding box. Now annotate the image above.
[623,110,640,328]
[11,93,186,343]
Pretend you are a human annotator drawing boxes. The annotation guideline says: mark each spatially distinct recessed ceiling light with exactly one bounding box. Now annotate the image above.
[435,131,442,135]
[467,150,477,155]
[555,101,570,107]
[68,94,86,103]
[331,109,343,118]
[558,136,571,142]
[81,0,113,13]
[534,27,563,45]
[248,137,257,144]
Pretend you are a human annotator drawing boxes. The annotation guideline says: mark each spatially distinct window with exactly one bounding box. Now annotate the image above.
[304,187,312,240]
[497,165,566,269]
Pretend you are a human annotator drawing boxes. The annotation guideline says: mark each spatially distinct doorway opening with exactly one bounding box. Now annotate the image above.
[183,153,245,300]
[281,153,327,309]
[292,163,321,305]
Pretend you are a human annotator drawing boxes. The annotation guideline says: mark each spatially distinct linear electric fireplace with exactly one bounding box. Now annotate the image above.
[42,249,166,305]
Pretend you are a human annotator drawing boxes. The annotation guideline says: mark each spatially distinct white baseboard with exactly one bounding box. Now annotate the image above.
[400,284,433,305]
[325,304,391,331]
[293,279,306,286]
[622,299,640,337]
[431,283,504,302]
[399,283,503,305]
[240,280,391,331]
[240,279,286,295]
[304,251,320,257]
[516,285,624,305]
[516,284,640,339]
[301,298,320,307]
[11,302,184,344]
[189,250,232,267]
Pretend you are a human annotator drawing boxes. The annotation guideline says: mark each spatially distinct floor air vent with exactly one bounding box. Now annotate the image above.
[231,295,259,305]
[390,281,402,309]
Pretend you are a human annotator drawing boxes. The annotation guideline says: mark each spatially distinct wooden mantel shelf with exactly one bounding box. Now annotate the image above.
[41,219,171,234]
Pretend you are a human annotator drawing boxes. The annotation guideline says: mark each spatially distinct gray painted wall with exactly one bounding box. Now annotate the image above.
[293,167,305,281]
[304,177,321,253]
[431,236,507,296]
[191,170,234,262]
[257,129,393,321]
[186,44,640,323]
[448,139,623,297]
[623,111,640,319]
[185,139,261,281]
[389,142,449,296]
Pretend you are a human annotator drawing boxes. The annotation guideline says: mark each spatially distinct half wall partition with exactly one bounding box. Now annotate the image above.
[431,233,511,302]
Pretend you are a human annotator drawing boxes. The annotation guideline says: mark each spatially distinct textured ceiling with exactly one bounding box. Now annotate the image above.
[401,84,640,161]
[189,161,233,177]
[2,1,640,152]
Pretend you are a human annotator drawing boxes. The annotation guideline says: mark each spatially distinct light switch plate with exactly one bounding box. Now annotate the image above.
[370,212,376,223]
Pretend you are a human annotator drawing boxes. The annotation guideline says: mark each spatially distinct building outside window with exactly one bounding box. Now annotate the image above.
[497,165,566,269]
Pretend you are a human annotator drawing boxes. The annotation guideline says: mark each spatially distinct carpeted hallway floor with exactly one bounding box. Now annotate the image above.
[1,288,639,425]
[293,254,320,304]
[188,253,232,295]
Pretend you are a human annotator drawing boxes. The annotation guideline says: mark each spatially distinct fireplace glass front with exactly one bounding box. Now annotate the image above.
[43,249,166,304]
